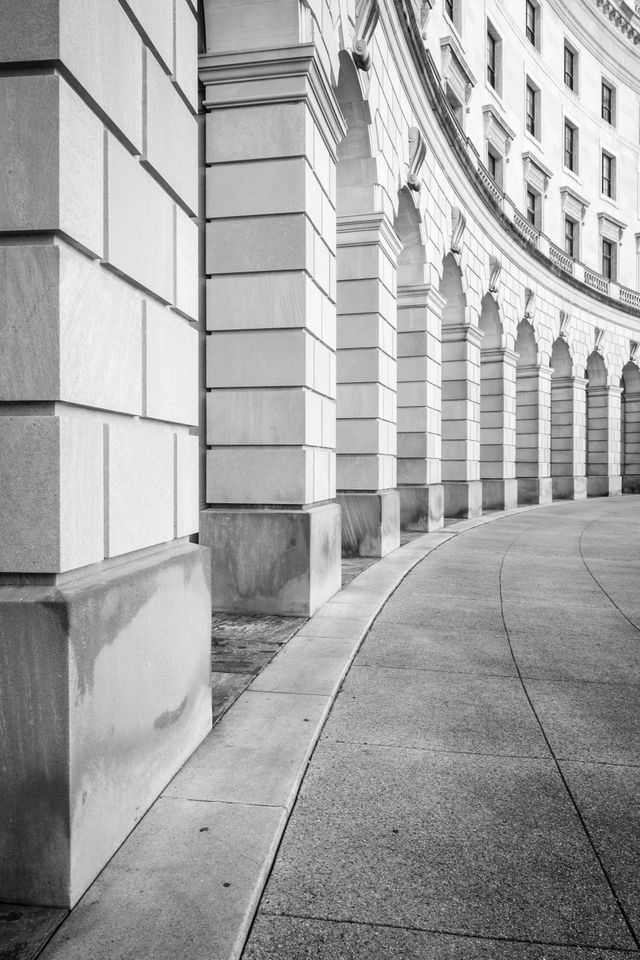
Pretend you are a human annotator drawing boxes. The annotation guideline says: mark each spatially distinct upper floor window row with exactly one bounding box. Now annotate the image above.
[526,0,540,51]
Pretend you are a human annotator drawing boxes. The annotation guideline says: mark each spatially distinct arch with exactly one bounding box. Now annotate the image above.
[515,319,538,365]
[550,337,572,378]
[621,360,640,394]
[478,294,503,349]
[621,361,640,492]
[440,253,467,326]
[585,351,608,387]
[395,186,428,287]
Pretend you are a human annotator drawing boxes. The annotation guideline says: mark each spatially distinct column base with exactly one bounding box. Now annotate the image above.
[517,477,553,506]
[623,474,640,494]
[200,502,341,617]
[482,478,519,511]
[443,481,483,520]
[0,542,212,909]
[398,485,444,532]
[338,490,400,558]
[552,476,587,500]
[587,475,622,497]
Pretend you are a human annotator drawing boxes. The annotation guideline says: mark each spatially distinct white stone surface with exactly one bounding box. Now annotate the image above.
[145,301,198,425]
[145,53,198,213]
[175,432,200,537]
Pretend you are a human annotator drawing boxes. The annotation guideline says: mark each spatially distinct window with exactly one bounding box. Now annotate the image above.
[526,188,538,226]
[564,121,577,173]
[526,81,539,139]
[601,81,615,125]
[526,0,540,50]
[445,0,454,23]
[564,44,575,92]
[486,22,502,96]
[564,216,577,258]
[601,151,615,199]
[602,238,616,280]
[488,151,497,180]
[487,146,503,189]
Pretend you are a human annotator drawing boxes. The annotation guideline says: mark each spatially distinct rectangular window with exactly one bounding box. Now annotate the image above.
[526,82,537,137]
[526,0,536,45]
[445,0,454,22]
[602,238,615,280]
[564,121,576,172]
[488,151,497,180]
[526,189,537,226]
[601,81,614,124]
[487,31,496,89]
[564,45,575,91]
[564,217,576,258]
[601,152,615,198]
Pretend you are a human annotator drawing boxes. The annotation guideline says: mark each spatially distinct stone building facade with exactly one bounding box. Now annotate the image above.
[1,0,639,911]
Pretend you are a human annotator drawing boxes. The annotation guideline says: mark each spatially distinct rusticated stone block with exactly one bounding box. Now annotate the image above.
[0,542,212,907]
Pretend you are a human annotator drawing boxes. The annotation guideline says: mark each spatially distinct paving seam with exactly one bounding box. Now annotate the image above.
[497,524,640,951]
[256,909,640,954]
[578,519,640,632]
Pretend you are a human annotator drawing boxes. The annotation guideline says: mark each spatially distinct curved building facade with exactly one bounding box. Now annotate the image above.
[0,0,639,910]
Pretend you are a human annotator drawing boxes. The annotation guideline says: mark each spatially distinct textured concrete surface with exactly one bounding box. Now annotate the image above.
[247,496,640,958]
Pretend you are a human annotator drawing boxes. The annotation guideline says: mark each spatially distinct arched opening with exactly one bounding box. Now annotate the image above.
[549,337,586,499]
[621,361,640,492]
[334,51,400,556]
[514,320,551,504]
[438,253,483,518]
[585,351,611,497]
[477,295,517,509]
[394,189,442,530]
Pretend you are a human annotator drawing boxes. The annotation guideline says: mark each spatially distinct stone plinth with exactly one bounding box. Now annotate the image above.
[0,543,211,908]
[443,480,483,519]
[399,484,444,531]
[517,477,553,505]
[587,475,623,497]
[482,478,518,511]
[338,491,400,557]
[552,476,587,500]
[201,503,341,616]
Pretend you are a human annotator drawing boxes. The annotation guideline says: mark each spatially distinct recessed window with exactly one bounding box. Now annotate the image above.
[444,0,461,32]
[526,80,539,139]
[601,151,615,199]
[445,0,454,21]
[601,81,616,126]
[564,121,578,173]
[602,238,616,280]
[564,216,577,258]
[526,188,539,227]
[486,22,502,96]
[487,146,504,189]
[564,43,577,92]
[526,0,540,50]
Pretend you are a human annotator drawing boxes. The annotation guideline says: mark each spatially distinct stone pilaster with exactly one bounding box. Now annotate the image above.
[396,284,444,531]
[586,384,623,497]
[622,391,640,493]
[441,323,484,518]
[480,347,518,510]
[200,44,345,613]
[336,212,402,556]
[551,375,587,500]
[515,363,552,505]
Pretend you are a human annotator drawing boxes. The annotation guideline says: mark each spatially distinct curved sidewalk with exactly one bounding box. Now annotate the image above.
[37,497,640,960]
[244,496,640,959]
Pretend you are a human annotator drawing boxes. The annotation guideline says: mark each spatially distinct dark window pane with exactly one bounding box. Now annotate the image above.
[526,84,536,135]
[564,46,574,90]
[527,189,537,225]
[445,0,454,21]
[487,31,496,87]
[564,123,574,170]
[488,152,497,179]
[564,218,575,258]
[602,239,613,279]
[526,1,536,44]
[602,82,612,123]
[602,153,613,196]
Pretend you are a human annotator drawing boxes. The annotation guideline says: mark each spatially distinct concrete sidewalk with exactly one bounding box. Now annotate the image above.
[244,497,640,958]
[23,496,640,959]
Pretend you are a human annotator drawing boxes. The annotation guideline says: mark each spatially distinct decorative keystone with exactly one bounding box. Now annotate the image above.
[630,340,639,364]
[407,126,426,191]
[353,0,380,71]
[488,255,501,294]
[420,0,435,36]
[524,288,536,320]
[595,327,606,354]
[559,309,571,340]
[451,206,466,255]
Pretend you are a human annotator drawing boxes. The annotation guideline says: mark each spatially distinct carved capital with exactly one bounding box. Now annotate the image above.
[353,0,380,71]
[451,206,466,255]
[488,255,501,294]
[407,126,426,191]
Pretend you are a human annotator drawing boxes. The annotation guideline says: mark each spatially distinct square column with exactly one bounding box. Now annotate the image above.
[586,384,623,497]
[516,363,552,505]
[336,213,402,556]
[441,323,484,518]
[551,375,587,500]
[480,347,518,510]
[200,45,345,614]
[622,391,640,493]
[0,0,210,907]
[396,284,444,531]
